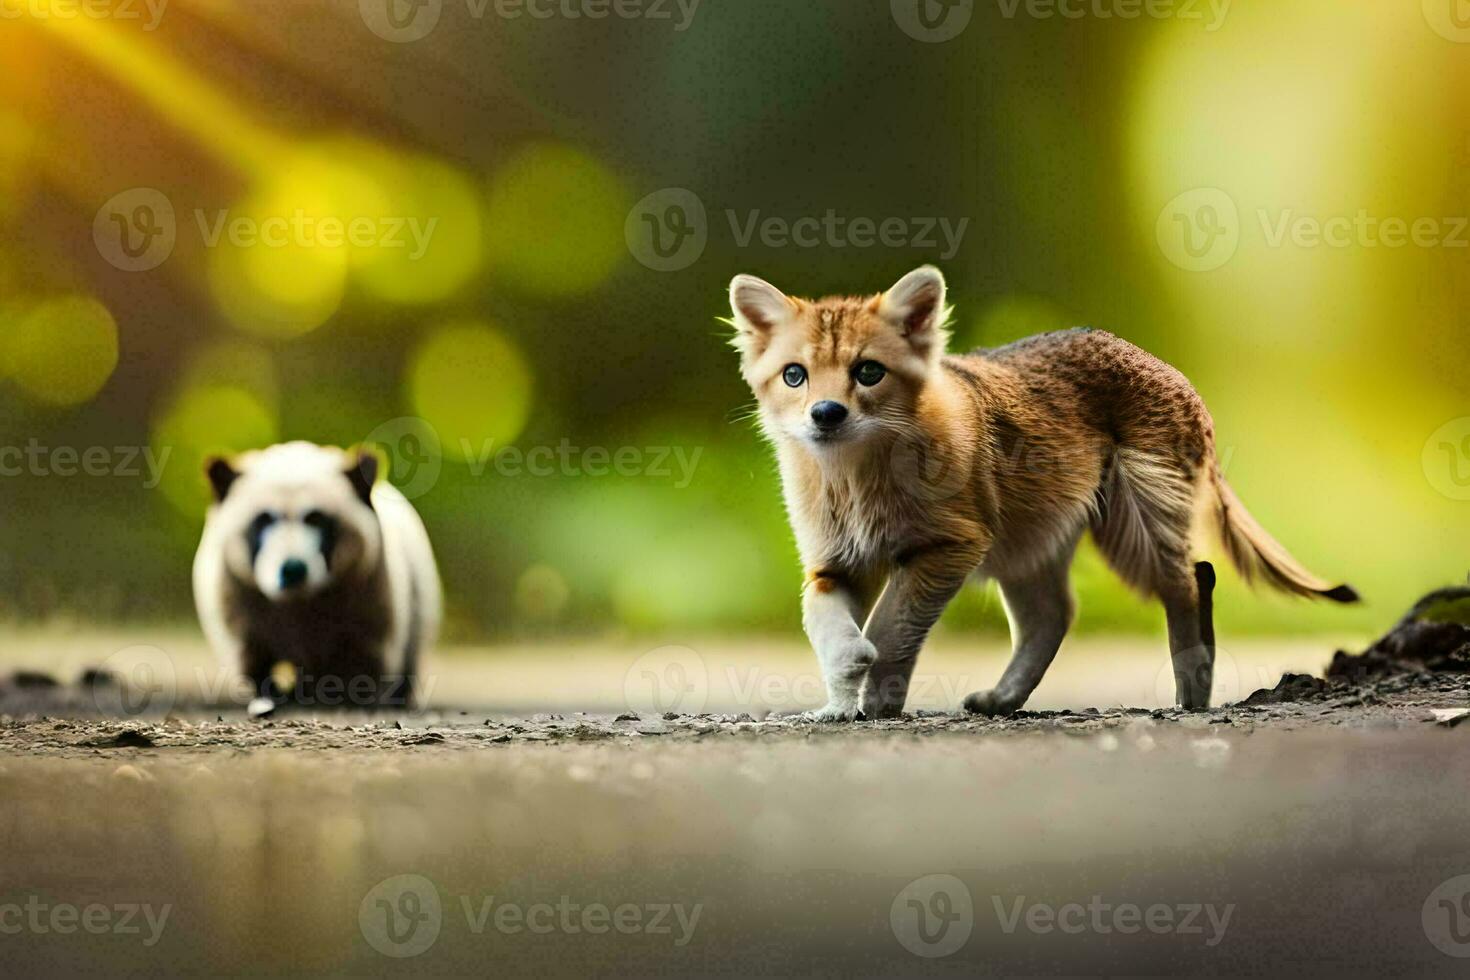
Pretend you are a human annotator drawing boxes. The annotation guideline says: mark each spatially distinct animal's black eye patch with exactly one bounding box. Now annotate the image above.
[303,509,339,567]
[246,512,277,562]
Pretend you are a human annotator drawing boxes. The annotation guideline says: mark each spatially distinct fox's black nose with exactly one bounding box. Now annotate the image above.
[810,401,849,430]
[280,559,308,590]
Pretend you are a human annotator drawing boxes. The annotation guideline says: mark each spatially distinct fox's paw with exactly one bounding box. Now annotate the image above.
[798,703,866,723]
[962,689,1022,718]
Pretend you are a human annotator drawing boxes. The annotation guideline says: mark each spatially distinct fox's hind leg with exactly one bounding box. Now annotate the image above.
[962,533,1079,718]
[1090,448,1217,709]
[1159,562,1218,710]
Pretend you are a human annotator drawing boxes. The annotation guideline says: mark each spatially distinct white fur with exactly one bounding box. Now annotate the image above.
[191,442,441,682]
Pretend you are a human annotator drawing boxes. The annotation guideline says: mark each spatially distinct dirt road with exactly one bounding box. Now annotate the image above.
[2,628,1469,976]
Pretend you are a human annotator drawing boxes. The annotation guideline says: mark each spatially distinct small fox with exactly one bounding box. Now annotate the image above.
[728,266,1357,721]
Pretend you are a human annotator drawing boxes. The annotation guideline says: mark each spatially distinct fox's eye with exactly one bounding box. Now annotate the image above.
[782,364,807,388]
[853,361,887,387]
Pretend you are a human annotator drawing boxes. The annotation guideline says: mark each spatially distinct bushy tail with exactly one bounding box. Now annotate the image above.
[1212,471,1359,603]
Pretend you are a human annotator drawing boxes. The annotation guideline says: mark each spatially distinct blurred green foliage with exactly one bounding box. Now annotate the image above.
[0,0,1465,643]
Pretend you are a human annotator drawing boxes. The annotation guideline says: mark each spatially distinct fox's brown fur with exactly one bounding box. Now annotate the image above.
[730,266,1356,720]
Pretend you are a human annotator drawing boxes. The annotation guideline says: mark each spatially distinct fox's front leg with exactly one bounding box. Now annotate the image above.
[861,538,989,719]
[801,569,880,721]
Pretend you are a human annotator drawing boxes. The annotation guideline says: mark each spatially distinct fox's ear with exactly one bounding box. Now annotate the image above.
[878,266,950,359]
[204,456,238,502]
[729,274,795,359]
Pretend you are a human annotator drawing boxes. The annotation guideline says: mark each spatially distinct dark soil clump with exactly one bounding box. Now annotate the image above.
[1326,585,1470,682]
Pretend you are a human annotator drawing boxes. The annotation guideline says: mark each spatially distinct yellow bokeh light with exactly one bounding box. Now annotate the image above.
[1129,2,1452,351]
[206,141,487,332]
[515,563,570,621]
[206,145,379,339]
[208,239,345,340]
[408,321,532,462]
[354,150,483,305]
[180,339,280,408]
[7,296,118,406]
[151,383,279,515]
[612,522,764,629]
[484,142,629,296]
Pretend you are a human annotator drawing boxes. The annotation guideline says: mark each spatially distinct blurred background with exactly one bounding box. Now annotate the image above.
[0,0,1466,646]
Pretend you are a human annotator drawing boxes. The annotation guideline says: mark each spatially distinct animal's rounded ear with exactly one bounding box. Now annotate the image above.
[879,266,950,358]
[204,456,238,502]
[729,274,795,359]
[345,447,380,506]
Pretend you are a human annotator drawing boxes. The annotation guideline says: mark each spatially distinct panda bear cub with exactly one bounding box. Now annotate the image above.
[192,441,441,709]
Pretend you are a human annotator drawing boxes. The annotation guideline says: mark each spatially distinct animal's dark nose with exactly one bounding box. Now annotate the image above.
[280,559,308,590]
[810,401,849,429]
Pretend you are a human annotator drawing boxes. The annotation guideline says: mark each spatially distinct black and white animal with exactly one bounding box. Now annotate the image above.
[192,441,441,709]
